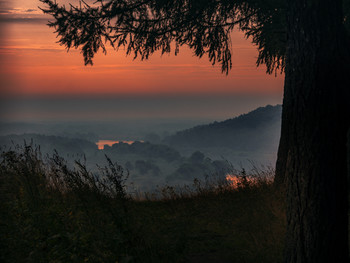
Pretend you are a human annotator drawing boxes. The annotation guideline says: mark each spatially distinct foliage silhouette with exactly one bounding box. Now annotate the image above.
[38,0,350,74]
[39,0,290,74]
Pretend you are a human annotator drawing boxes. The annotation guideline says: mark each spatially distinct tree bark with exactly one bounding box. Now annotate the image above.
[280,0,350,262]
[274,102,289,186]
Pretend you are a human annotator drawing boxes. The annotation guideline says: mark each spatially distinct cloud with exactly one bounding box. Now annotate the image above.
[25,9,37,13]
[0,4,12,14]
[0,6,48,24]
[0,1,45,23]
[0,16,48,23]
[0,0,10,6]
[0,3,13,15]
[0,46,64,54]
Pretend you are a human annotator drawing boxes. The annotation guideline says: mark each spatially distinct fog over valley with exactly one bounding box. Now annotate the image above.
[0,104,281,191]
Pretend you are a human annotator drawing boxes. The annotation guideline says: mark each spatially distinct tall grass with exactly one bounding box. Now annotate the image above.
[0,144,286,262]
[0,144,149,262]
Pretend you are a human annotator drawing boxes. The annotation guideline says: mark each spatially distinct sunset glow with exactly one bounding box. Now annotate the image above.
[225,174,256,189]
[96,140,140,150]
[0,0,284,97]
[1,0,284,123]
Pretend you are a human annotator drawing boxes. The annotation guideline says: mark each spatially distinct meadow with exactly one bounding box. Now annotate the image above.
[0,144,286,262]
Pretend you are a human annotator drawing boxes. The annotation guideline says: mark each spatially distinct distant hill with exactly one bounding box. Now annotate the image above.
[163,105,282,153]
[0,133,231,189]
[103,141,181,162]
[0,133,97,156]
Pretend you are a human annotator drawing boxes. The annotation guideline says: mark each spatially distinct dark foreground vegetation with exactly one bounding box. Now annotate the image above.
[0,145,286,262]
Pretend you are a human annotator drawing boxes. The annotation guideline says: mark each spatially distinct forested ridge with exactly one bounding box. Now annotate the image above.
[165,105,281,151]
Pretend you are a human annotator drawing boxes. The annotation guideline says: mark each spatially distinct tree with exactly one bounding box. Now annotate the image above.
[281,1,350,262]
[40,0,350,262]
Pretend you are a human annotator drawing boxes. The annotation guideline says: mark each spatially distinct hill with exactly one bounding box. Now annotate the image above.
[0,133,97,157]
[164,104,282,153]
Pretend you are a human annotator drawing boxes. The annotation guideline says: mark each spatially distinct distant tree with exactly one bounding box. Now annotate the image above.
[134,160,160,176]
[189,151,205,164]
[212,160,230,175]
[135,160,150,175]
[144,133,161,143]
[125,160,134,171]
[40,0,350,262]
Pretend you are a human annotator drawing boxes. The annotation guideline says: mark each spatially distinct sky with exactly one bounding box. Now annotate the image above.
[0,0,284,122]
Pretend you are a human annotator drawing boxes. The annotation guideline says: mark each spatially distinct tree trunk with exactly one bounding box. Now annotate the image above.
[274,102,289,186]
[280,0,350,262]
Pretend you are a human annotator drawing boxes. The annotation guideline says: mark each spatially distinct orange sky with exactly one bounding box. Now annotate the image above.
[0,0,284,97]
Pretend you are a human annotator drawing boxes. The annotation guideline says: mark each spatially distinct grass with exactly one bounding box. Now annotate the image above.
[130,184,285,262]
[0,144,286,262]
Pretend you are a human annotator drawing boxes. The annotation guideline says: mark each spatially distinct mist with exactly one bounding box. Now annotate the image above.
[0,94,282,122]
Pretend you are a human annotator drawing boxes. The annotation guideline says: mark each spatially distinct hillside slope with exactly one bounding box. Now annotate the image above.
[164,104,282,153]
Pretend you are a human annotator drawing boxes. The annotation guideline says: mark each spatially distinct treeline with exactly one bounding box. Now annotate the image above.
[0,135,232,190]
[0,134,97,157]
[104,141,181,162]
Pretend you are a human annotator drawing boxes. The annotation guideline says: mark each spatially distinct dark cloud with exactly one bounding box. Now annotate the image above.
[0,1,43,23]
[0,2,13,15]
[0,5,48,24]
[0,16,48,23]
[25,9,38,13]
[0,94,283,122]
[0,7,12,14]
